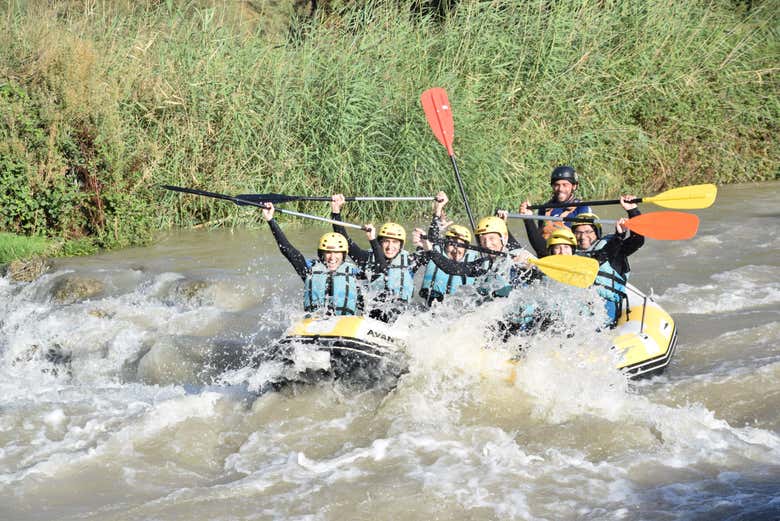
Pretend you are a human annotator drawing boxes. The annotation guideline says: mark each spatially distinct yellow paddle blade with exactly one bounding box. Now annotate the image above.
[528,255,599,288]
[644,184,717,209]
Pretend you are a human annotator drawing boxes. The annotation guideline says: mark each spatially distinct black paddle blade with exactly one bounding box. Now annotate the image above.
[234,193,297,205]
[162,185,235,202]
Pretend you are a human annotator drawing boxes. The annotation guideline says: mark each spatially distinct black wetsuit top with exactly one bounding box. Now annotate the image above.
[579,208,644,276]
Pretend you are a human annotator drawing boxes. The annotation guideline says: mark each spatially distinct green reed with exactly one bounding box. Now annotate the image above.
[0,0,776,255]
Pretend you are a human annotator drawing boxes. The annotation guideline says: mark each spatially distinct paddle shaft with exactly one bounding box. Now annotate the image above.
[245,195,436,202]
[163,185,368,231]
[449,155,477,232]
[528,198,634,210]
[273,208,367,231]
[319,196,434,202]
[506,213,621,225]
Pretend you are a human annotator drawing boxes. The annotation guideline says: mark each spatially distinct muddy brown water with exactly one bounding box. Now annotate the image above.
[1,182,779,520]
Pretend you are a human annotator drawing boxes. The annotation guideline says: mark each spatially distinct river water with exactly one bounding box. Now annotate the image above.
[1,182,779,521]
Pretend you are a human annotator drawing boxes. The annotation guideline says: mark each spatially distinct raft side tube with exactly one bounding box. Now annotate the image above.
[612,283,678,378]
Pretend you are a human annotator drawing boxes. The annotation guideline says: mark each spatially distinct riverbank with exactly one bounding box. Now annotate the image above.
[1,0,777,255]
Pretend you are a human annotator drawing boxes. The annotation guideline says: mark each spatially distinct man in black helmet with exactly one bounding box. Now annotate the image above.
[535,165,592,240]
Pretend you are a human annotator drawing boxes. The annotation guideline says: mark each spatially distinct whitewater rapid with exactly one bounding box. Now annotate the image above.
[1,182,779,520]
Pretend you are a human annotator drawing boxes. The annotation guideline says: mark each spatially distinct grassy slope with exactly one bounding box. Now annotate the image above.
[0,0,777,257]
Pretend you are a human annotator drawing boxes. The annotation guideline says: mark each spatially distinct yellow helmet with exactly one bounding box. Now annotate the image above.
[475,216,507,237]
[445,224,472,244]
[546,227,577,249]
[318,232,348,253]
[378,222,406,243]
[570,213,601,238]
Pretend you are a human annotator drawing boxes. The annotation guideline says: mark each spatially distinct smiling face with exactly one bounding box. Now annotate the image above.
[445,241,467,261]
[552,180,576,203]
[548,244,574,256]
[573,224,597,249]
[380,238,402,260]
[478,232,505,256]
[321,251,345,271]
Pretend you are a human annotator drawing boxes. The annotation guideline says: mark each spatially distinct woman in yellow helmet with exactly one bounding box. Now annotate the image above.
[545,227,577,255]
[330,194,431,322]
[416,191,480,306]
[262,203,382,316]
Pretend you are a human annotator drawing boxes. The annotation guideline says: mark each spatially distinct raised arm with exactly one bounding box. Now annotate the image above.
[614,195,645,256]
[330,193,372,266]
[422,190,451,248]
[262,204,308,281]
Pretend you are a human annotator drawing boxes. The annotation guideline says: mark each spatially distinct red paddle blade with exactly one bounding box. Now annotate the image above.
[420,87,455,156]
[625,211,699,240]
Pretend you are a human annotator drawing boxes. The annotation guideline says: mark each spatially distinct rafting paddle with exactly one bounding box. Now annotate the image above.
[529,184,717,210]
[162,185,369,231]
[528,254,600,289]
[233,193,436,205]
[420,235,599,288]
[421,88,476,232]
[506,211,699,240]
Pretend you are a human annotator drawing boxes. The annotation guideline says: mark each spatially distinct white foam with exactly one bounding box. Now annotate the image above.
[657,265,780,313]
[42,409,67,430]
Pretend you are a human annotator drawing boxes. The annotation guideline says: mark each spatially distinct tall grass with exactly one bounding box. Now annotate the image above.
[0,0,777,251]
[0,232,50,264]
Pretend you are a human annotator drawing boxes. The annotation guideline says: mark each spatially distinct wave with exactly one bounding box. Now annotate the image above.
[656,265,780,314]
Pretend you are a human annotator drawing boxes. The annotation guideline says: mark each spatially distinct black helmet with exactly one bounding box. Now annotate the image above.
[550,165,578,185]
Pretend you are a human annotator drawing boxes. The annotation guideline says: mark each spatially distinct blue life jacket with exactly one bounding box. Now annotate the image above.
[368,250,415,303]
[304,259,361,316]
[420,247,478,302]
[579,237,629,324]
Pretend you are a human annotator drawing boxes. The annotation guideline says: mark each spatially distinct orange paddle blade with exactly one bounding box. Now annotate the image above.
[625,211,699,240]
[420,88,455,156]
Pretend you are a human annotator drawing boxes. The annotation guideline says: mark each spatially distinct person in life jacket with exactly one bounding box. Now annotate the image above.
[330,194,430,322]
[570,195,644,327]
[416,191,479,306]
[262,203,382,316]
[536,165,592,240]
[420,213,536,300]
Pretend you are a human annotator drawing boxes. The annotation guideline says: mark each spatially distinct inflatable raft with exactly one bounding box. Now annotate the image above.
[271,283,677,384]
[268,315,409,385]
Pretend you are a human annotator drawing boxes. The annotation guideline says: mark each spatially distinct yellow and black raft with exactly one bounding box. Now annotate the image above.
[272,283,676,384]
